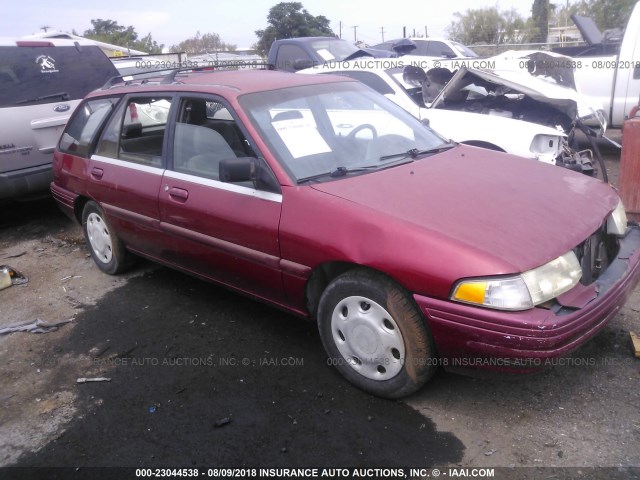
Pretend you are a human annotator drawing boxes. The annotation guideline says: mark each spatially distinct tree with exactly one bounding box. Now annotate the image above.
[170,32,237,54]
[446,7,528,45]
[255,2,334,56]
[552,0,635,31]
[83,19,163,53]
[531,0,550,43]
[582,0,636,30]
[551,1,586,28]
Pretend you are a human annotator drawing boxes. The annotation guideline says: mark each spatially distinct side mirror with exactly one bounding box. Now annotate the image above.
[220,157,255,182]
[219,157,280,193]
[403,65,427,87]
[293,58,315,71]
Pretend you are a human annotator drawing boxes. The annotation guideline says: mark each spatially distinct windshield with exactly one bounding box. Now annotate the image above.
[239,82,448,182]
[451,41,478,58]
[309,39,361,62]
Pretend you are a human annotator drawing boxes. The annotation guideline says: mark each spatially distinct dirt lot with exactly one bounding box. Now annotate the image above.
[1,132,639,478]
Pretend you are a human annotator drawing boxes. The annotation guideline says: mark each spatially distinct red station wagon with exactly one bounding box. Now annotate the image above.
[51,69,640,398]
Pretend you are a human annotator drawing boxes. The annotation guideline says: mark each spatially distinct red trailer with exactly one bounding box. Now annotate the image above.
[619,104,640,221]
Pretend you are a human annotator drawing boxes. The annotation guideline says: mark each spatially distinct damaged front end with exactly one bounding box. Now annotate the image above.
[403,63,606,178]
[556,136,596,176]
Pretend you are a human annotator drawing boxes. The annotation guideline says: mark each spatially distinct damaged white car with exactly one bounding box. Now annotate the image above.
[301,60,607,177]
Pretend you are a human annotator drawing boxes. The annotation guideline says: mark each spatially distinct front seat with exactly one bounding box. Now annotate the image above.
[174,123,236,179]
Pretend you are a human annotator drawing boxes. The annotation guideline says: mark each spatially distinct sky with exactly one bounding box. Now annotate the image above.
[4,0,535,50]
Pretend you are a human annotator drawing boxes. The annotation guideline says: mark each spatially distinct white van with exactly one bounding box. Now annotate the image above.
[0,38,119,200]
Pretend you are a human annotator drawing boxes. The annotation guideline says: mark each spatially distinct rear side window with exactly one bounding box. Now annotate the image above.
[0,45,118,108]
[58,98,119,157]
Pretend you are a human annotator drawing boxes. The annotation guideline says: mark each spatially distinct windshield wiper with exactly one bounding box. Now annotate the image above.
[297,158,416,184]
[379,143,456,162]
[16,91,70,105]
[297,165,379,184]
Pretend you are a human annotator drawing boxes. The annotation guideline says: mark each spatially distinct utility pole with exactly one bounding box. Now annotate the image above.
[352,25,358,43]
[380,26,385,42]
[425,26,428,37]
[339,21,342,39]
[40,25,51,32]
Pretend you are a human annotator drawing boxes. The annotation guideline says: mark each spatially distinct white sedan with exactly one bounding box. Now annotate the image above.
[300,61,599,175]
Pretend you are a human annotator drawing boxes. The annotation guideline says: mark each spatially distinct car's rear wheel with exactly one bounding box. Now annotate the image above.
[317,269,437,398]
[82,201,130,274]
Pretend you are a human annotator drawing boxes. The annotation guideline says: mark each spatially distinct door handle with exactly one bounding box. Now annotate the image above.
[168,187,189,201]
[90,167,103,179]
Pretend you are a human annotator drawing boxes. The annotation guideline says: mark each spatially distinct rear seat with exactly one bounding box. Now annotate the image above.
[119,122,164,166]
[121,135,164,156]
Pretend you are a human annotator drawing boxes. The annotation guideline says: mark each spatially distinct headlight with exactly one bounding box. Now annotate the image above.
[451,251,582,311]
[607,199,627,236]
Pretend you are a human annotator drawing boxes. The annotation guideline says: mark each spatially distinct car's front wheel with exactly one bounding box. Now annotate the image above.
[317,269,437,398]
[82,201,130,275]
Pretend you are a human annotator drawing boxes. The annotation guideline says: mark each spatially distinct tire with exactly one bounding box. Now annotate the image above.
[317,268,437,398]
[82,201,131,275]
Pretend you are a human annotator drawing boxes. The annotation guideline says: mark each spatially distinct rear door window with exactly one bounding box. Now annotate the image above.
[0,44,118,108]
[96,96,172,167]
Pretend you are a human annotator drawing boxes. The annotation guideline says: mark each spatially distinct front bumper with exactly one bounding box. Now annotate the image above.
[414,226,640,372]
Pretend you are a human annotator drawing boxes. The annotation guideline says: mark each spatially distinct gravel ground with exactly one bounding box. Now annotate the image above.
[0,130,639,479]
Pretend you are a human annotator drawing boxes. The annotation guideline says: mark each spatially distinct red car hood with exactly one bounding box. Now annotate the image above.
[310,145,619,273]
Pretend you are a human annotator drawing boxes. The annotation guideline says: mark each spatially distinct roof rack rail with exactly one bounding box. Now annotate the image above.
[100,69,173,90]
[159,66,206,84]
[159,61,269,83]
[101,61,269,90]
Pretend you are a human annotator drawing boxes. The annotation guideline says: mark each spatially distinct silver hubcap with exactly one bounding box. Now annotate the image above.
[331,296,405,380]
[86,212,113,264]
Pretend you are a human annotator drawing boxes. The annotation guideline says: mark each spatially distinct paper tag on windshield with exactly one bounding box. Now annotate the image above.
[273,118,331,159]
[315,49,335,61]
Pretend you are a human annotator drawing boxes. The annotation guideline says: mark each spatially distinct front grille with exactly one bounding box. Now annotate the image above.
[574,225,619,285]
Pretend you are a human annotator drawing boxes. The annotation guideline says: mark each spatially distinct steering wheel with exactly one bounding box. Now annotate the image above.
[347,124,378,140]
